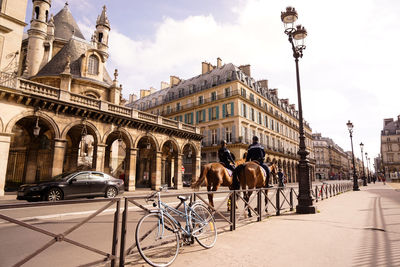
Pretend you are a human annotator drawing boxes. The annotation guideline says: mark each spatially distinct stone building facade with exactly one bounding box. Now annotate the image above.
[0,0,28,73]
[130,59,316,184]
[381,115,400,181]
[313,133,351,180]
[0,1,202,196]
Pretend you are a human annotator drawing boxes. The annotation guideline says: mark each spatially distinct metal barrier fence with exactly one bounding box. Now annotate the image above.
[0,181,357,266]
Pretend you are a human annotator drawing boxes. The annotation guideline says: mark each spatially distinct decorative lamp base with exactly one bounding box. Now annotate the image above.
[296,205,317,214]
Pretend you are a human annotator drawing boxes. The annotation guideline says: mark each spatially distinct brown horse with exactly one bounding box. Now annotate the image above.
[191,162,240,208]
[236,161,270,217]
[269,163,278,184]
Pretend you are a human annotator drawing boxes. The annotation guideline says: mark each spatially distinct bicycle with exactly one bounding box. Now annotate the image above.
[135,188,217,267]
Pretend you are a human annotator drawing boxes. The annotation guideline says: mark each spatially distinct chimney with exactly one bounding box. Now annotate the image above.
[384,118,394,127]
[239,64,251,77]
[170,75,181,87]
[161,81,170,89]
[129,93,137,103]
[397,115,400,122]
[258,79,268,89]
[140,89,150,98]
[150,87,157,94]
[217,57,222,68]
[269,88,278,97]
[202,62,209,74]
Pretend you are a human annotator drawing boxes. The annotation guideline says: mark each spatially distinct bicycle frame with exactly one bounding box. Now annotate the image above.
[152,192,207,237]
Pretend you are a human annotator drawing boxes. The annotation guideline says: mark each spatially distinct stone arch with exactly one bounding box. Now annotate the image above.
[0,116,3,132]
[61,120,101,143]
[102,127,134,149]
[5,110,60,138]
[161,137,181,154]
[181,140,198,156]
[134,132,160,151]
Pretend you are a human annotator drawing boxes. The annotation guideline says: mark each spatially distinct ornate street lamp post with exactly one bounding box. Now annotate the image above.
[346,120,360,191]
[365,152,371,183]
[281,7,316,214]
[359,143,367,186]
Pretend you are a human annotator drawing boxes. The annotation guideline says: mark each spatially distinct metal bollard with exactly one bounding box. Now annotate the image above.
[276,188,281,216]
[257,189,262,222]
[315,186,318,202]
[230,191,236,231]
[111,200,120,267]
[119,198,128,267]
[289,188,294,211]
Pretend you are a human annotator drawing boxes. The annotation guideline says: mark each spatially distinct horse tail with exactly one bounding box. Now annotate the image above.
[235,163,245,190]
[191,164,209,190]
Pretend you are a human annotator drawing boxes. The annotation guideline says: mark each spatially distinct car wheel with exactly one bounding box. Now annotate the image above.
[46,188,63,201]
[105,186,117,198]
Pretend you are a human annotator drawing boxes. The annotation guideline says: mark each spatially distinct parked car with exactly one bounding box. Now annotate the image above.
[17,171,124,201]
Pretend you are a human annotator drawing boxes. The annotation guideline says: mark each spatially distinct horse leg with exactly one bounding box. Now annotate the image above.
[207,185,214,208]
[246,191,253,218]
[264,189,269,213]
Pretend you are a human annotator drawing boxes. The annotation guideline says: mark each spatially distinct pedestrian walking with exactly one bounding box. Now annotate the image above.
[278,168,285,188]
[382,176,386,185]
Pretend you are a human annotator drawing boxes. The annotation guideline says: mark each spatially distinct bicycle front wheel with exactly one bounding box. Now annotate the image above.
[190,203,217,248]
[136,212,180,267]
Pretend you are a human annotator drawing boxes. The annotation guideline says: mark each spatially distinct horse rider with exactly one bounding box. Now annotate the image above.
[218,140,239,189]
[246,136,272,188]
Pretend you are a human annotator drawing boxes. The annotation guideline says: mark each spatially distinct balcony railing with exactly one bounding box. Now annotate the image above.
[0,73,199,134]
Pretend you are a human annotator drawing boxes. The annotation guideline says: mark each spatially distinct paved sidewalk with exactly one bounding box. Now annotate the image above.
[164,182,400,267]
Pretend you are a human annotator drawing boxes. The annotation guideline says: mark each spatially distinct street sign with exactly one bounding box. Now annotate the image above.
[181,166,185,173]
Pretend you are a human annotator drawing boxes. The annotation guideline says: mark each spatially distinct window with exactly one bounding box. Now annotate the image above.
[211,91,217,101]
[176,102,181,111]
[257,98,261,107]
[388,154,394,162]
[241,103,247,118]
[74,172,90,181]
[166,106,171,114]
[258,112,262,124]
[225,87,231,97]
[225,127,232,143]
[199,110,206,122]
[264,115,268,128]
[270,119,274,130]
[212,76,219,85]
[88,55,99,75]
[198,96,203,104]
[211,129,217,145]
[250,108,255,121]
[211,107,217,120]
[241,87,246,98]
[225,103,233,117]
[388,144,392,151]
[249,93,254,102]
[35,6,40,19]
[98,32,103,43]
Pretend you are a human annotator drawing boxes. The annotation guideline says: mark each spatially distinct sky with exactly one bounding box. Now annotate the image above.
[24,0,400,165]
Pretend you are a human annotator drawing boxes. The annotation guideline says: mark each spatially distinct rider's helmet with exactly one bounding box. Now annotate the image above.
[221,140,227,145]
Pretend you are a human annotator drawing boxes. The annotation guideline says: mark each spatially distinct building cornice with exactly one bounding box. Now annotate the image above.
[0,13,28,27]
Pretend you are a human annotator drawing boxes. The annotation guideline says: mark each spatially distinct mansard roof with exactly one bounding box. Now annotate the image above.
[382,119,400,135]
[35,37,113,86]
[133,63,262,104]
[53,4,86,41]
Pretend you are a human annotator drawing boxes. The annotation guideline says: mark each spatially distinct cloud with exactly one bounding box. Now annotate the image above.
[75,0,400,160]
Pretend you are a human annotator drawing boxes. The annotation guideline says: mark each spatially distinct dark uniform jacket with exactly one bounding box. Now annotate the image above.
[246,142,265,163]
[218,147,235,166]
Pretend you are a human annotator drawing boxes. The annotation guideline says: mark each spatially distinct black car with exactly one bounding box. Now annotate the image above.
[17,171,124,201]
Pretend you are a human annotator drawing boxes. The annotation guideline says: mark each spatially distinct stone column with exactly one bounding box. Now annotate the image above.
[127,148,137,191]
[95,144,107,172]
[174,153,183,189]
[161,158,166,185]
[0,134,12,196]
[151,152,162,190]
[194,155,201,182]
[52,139,67,177]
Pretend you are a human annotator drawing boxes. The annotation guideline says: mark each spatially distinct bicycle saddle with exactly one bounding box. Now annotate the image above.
[177,195,189,202]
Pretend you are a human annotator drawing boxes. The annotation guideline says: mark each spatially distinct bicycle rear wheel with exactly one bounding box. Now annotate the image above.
[136,212,180,267]
[190,203,217,248]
